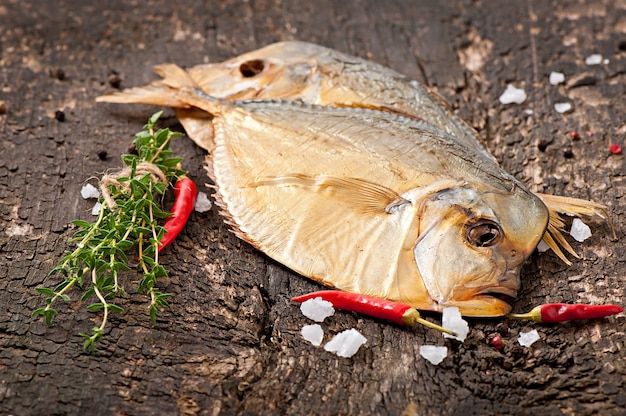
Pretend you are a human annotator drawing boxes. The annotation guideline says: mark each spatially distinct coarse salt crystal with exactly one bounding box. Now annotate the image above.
[549,71,565,85]
[419,345,448,365]
[518,329,540,347]
[536,239,550,253]
[570,218,592,242]
[442,306,470,342]
[301,324,324,346]
[324,328,367,358]
[194,191,212,212]
[81,183,100,199]
[554,102,573,114]
[585,54,603,65]
[91,201,102,216]
[499,84,527,105]
[300,297,335,322]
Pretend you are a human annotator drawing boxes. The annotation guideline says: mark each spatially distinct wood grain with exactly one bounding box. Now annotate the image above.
[1,1,624,415]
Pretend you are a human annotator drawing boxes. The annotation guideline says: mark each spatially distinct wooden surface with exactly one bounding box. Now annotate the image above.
[1,1,625,415]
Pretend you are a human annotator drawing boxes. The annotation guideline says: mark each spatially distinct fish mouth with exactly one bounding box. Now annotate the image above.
[446,283,516,315]
[476,286,518,306]
[437,283,519,317]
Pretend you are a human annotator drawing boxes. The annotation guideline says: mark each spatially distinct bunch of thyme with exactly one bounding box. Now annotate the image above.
[33,111,187,352]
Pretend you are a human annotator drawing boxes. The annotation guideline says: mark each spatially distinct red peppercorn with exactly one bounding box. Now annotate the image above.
[488,333,504,351]
[608,143,622,155]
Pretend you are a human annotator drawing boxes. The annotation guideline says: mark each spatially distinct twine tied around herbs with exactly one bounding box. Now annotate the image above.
[99,162,167,209]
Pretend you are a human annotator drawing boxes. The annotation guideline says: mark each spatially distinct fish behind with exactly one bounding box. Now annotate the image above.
[97,41,614,317]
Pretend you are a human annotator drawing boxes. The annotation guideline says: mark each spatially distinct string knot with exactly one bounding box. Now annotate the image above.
[99,162,167,209]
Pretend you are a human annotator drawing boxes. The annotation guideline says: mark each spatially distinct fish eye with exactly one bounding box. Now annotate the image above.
[239,59,266,77]
[466,220,503,248]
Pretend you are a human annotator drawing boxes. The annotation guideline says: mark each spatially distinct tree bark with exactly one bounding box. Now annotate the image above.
[1,1,625,415]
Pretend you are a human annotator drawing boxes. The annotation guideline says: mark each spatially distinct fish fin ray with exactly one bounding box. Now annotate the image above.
[537,193,616,264]
[96,64,197,107]
[537,193,610,220]
[541,223,575,265]
[247,174,410,215]
[174,108,215,151]
[205,163,262,248]
[95,83,188,107]
[153,64,197,89]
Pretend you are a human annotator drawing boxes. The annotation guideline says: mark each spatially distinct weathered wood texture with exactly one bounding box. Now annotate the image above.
[1,1,625,415]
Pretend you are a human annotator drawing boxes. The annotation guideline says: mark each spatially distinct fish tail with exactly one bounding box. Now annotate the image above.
[536,193,617,263]
[96,64,197,108]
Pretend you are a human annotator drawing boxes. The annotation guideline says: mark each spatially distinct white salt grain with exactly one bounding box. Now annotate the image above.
[81,183,100,199]
[91,201,102,216]
[442,306,470,342]
[554,102,573,114]
[549,71,565,85]
[499,84,527,105]
[301,324,324,346]
[419,345,448,365]
[536,239,550,253]
[194,191,212,212]
[518,329,540,347]
[585,54,603,65]
[300,297,335,322]
[324,328,367,358]
[570,218,592,242]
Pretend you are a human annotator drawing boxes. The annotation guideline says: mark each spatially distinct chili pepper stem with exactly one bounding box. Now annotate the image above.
[505,306,543,323]
[402,308,458,337]
[505,310,541,323]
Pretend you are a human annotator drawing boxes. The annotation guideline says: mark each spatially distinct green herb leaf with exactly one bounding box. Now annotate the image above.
[72,220,92,228]
[87,303,105,312]
[34,111,189,349]
[35,287,55,296]
[107,304,124,313]
[148,110,164,125]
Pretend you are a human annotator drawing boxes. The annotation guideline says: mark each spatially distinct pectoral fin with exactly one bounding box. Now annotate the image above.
[248,174,410,215]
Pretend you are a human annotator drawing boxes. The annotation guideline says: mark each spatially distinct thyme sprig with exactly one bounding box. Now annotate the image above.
[33,111,186,352]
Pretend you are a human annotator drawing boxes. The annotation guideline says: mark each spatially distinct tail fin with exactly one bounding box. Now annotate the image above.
[96,64,196,108]
[536,193,617,265]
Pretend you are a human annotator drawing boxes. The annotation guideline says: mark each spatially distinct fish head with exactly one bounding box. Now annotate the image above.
[187,42,325,101]
[412,182,549,316]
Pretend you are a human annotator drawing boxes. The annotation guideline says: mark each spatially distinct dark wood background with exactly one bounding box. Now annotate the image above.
[1,1,625,415]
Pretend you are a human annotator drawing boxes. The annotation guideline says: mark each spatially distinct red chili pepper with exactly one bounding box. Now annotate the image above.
[291,290,456,336]
[507,303,623,323]
[158,177,197,252]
